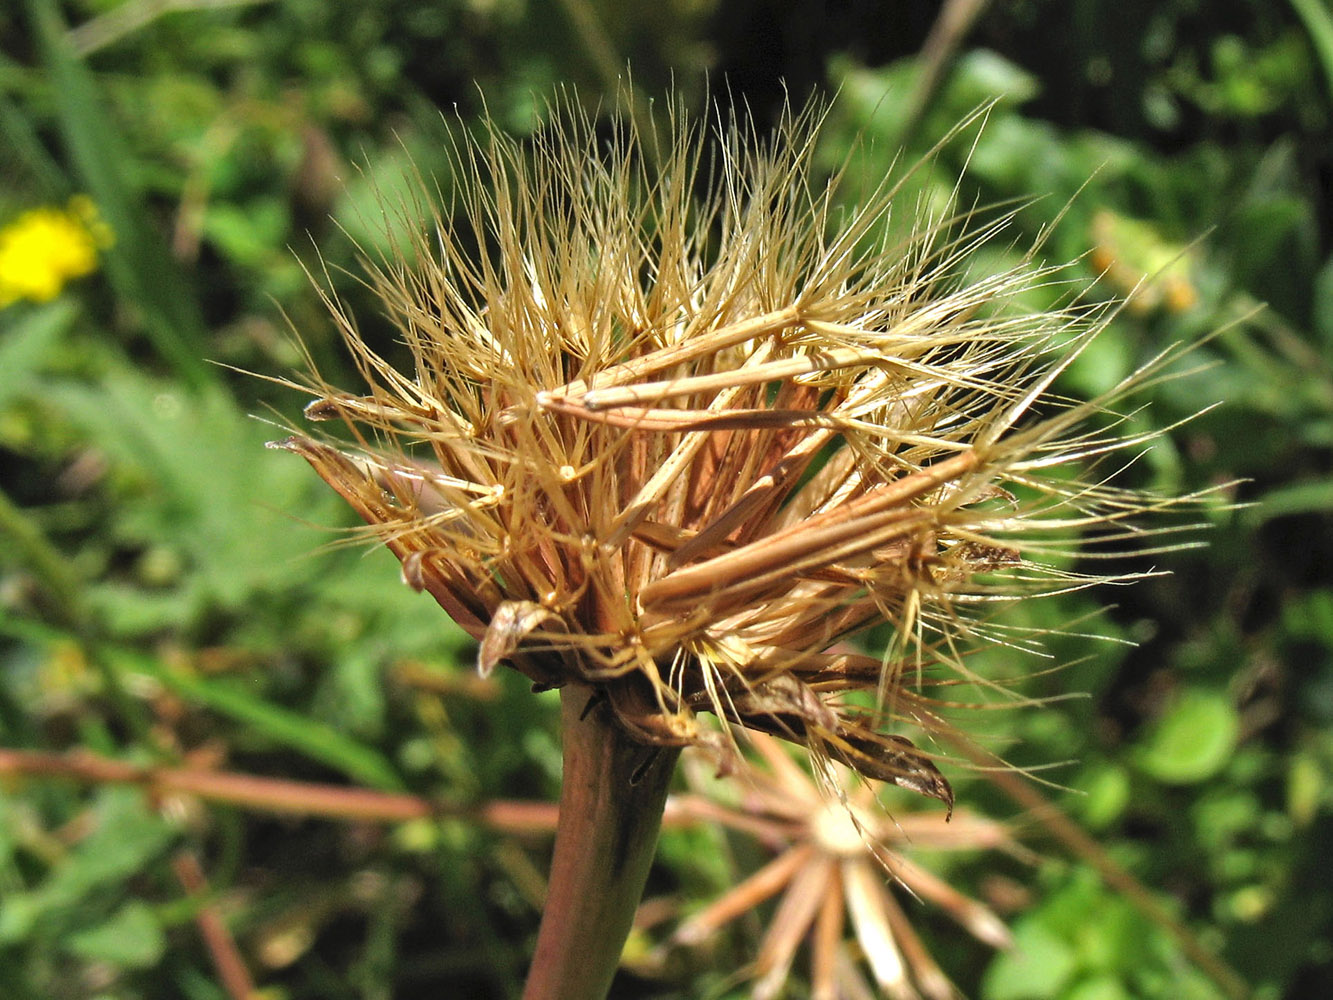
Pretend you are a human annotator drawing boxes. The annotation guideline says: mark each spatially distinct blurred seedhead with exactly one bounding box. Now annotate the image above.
[652,734,1030,1000]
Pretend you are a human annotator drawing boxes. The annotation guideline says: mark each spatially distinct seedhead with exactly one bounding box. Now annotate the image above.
[274,95,1207,814]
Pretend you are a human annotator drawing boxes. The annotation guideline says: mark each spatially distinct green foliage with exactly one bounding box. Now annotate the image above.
[0,788,174,991]
[1,1,1331,998]
[1135,688,1241,786]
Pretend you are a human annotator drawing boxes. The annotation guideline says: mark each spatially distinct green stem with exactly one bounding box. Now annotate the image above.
[521,685,679,1000]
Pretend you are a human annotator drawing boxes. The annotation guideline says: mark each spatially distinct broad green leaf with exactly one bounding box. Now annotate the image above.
[982,920,1078,1000]
[203,199,289,269]
[1191,789,1262,853]
[40,788,173,903]
[0,788,176,944]
[333,140,446,256]
[1135,688,1239,785]
[65,900,165,969]
[1287,752,1323,827]
[1075,762,1131,831]
[0,894,42,944]
[1066,977,1132,1000]
[0,616,405,791]
[1313,256,1333,350]
[1251,477,1333,523]
[1291,0,1333,105]
[37,370,341,629]
[1071,895,1152,974]
[947,48,1042,108]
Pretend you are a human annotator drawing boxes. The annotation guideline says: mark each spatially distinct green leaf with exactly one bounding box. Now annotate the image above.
[1250,477,1333,523]
[1291,0,1333,106]
[982,920,1078,1000]
[1191,789,1261,853]
[42,788,174,903]
[0,787,176,944]
[1075,762,1131,831]
[0,94,67,197]
[0,300,75,411]
[947,48,1041,108]
[1135,688,1239,785]
[333,141,441,256]
[38,370,340,626]
[25,0,214,389]
[1287,752,1322,827]
[1071,894,1151,974]
[0,893,40,944]
[1313,255,1333,350]
[115,646,405,791]
[0,616,406,791]
[65,901,166,969]
[203,199,289,269]
[1066,977,1132,1000]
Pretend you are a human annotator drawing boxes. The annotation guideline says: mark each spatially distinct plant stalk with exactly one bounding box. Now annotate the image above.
[522,684,679,1000]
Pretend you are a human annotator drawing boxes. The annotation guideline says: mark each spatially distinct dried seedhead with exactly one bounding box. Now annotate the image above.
[661,735,1031,1000]
[273,95,1209,812]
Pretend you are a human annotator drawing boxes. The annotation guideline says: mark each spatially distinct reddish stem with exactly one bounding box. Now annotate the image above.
[173,852,257,1000]
[521,685,679,1000]
[0,748,559,833]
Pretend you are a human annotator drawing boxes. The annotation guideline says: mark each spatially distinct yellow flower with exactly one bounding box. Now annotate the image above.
[0,196,111,308]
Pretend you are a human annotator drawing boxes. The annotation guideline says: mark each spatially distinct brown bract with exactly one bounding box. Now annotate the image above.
[273,96,1207,812]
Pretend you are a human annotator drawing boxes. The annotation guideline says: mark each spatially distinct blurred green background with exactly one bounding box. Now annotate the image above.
[2,1,1332,997]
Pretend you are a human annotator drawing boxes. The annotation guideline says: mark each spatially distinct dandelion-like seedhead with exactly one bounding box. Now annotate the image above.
[274,95,1207,811]
[662,736,1027,1000]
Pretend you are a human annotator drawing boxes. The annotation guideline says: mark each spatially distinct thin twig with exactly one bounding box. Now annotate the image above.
[900,0,994,147]
[173,851,258,1000]
[0,748,557,832]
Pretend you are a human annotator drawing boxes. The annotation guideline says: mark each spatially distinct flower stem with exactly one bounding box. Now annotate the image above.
[522,685,679,1000]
